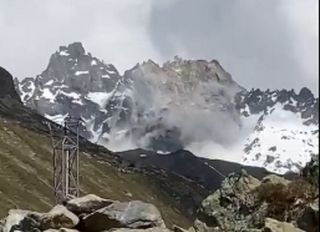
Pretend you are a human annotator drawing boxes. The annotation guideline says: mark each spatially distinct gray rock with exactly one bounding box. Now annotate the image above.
[0,66,21,102]
[2,209,42,232]
[297,198,319,231]
[261,175,290,186]
[66,194,114,215]
[110,227,171,232]
[172,225,190,232]
[40,205,79,230]
[44,229,79,232]
[82,200,165,232]
[0,219,4,232]
[264,218,305,232]
[195,170,261,231]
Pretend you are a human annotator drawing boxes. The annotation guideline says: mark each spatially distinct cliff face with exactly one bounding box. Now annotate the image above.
[193,160,319,231]
[0,67,21,102]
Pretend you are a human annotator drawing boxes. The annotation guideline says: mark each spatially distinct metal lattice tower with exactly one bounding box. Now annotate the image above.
[47,117,80,204]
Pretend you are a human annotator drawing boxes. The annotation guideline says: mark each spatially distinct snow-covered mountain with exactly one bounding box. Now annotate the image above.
[15,42,319,174]
[236,88,318,173]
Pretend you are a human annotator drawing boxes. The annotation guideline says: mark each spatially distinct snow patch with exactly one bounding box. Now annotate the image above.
[44,80,54,86]
[59,50,69,56]
[102,74,111,79]
[41,88,56,103]
[44,113,68,125]
[75,70,89,76]
[241,103,318,174]
[86,91,114,109]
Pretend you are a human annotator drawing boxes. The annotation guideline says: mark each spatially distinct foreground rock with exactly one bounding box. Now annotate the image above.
[1,195,168,232]
[66,194,114,215]
[1,159,318,232]
[264,218,304,232]
[40,205,79,230]
[82,200,165,232]
[193,167,319,231]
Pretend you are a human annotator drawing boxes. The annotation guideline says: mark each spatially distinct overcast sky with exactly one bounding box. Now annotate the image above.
[0,0,318,94]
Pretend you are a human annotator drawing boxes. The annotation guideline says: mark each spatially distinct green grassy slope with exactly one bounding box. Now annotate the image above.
[0,100,206,228]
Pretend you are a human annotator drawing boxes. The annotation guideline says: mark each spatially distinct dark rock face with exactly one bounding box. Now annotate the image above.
[0,66,21,102]
[193,169,319,231]
[16,42,130,140]
[117,149,271,191]
[236,88,319,125]
[235,88,319,174]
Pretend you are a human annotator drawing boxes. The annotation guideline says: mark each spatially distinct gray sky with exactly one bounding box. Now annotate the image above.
[0,0,318,94]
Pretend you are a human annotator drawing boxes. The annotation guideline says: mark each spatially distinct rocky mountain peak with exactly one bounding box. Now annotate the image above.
[162,57,234,83]
[0,66,21,102]
[59,42,86,58]
[237,87,318,125]
[299,87,314,101]
[15,42,319,175]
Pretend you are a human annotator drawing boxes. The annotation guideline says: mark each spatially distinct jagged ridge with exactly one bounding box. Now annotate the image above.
[15,42,319,174]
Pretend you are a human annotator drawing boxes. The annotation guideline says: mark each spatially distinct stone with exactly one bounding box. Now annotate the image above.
[44,229,80,232]
[297,198,319,231]
[66,194,114,215]
[196,170,261,231]
[0,66,21,101]
[2,209,42,232]
[261,175,290,186]
[82,200,165,232]
[110,228,171,232]
[264,218,305,232]
[40,205,79,230]
[172,225,190,232]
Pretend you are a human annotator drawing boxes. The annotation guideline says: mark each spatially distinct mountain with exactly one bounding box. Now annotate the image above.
[15,42,319,174]
[0,66,205,227]
[1,66,276,228]
[236,88,319,173]
[0,67,21,102]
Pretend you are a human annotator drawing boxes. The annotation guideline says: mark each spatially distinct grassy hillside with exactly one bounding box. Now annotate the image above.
[0,99,207,228]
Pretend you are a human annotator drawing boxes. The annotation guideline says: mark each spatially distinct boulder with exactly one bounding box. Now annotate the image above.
[40,205,79,230]
[0,66,21,101]
[43,229,80,232]
[66,194,114,215]
[264,218,305,232]
[297,198,319,231]
[2,209,42,232]
[195,170,261,231]
[82,200,165,232]
[0,219,4,232]
[261,175,290,186]
[110,228,171,232]
[172,225,191,232]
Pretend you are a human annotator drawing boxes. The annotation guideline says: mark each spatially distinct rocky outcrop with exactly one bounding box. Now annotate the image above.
[192,167,319,231]
[237,87,319,174]
[264,218,305,232]
[1,163,318,232]
[1,195,168,232]
[40,205,79,230]
[65,194,114,215]
[82,201,165,232]
[0,66,21,102]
